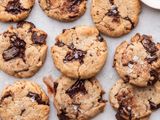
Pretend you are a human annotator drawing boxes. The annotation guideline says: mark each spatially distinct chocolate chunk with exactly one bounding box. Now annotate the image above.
[116,102,132,120]
[55,40,65,47]
[66,79,87,98]
[98,91,106,103]
[32,32,47,44]
[20,109,26,116]
[141,35,158,54]
[27,92,49,105]
[109,0,114,5]
[107,5,120,22]
[97,34,104,42]
[54,82,58,94]
[148,69,159,86]
[124,17,135,30]
[17,21,36,31]
[58,109,70,120]
[148,100,160,110]
[146,54,158,64]
[0,91,12,102]
[3,36,26,61]
[124,75,130,83]
[64,44,87,64]
[5,0,28,15]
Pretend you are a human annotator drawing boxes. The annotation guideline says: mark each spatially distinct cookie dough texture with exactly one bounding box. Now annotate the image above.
[114,33,160,87]
[51,26,107,79]
[0,21,48,78]
[53,75,106,120]
[0,80,50,120]
[0,0,35,22]
[39,0,87,22]
[110,79,160,120]
[91,0,141,37]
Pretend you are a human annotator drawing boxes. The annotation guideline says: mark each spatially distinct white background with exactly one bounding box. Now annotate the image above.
[0,1,160,120]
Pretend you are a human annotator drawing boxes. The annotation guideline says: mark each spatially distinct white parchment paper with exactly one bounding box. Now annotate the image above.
[0,1,160,120]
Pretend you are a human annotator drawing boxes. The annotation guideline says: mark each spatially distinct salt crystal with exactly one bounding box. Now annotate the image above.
[133,56,139,61]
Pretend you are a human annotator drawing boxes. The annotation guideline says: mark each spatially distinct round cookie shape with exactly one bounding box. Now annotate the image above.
[51,26,108,79]
[39,0,87,22]
[0,21,48,78]
[0,80,50,120]
[53,75,106,120]
[91,0,141,37]
[109,79,160,120]
[0,0,35,22]
[114,33,160,87]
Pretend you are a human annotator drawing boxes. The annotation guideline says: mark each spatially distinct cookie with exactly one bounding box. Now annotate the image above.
[0,80,50,120]
[91,0,141,37]
[114,33,160,87]
[110,79,160,120]
[0,21,48,78]
[0,0,35,22]
[51,75,106,120]
[39,0,87,22]
[51,26,107,79]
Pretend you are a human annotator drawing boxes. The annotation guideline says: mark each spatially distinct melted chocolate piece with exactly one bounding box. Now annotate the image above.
[27,92,49,105]
[64,43,87,64]
[3,35,26,61]
[66,79,87,98]
[55,40,65,47]
[0,91,12,102]
[146,54,158,64]
[148,100,160,110]
[17,21,36,31]
[97,34,104,42]
[5,0,28,15]
[148,69,159,86]
[54,82,58,94]
[98,91,106,103]
[116,102,132,120]
[32,32,47,44]
[58,109,70,120]
[124,75,130,83]
[124,17,135,30]
[107,5,120,22]
[141,35,158,54]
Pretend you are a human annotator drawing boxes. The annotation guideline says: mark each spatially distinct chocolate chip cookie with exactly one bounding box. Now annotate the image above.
[0,21,48,78]
[0,0,35,22]
[114,33,160,87]
[91,0,141,37]
[51,26,108,79]
[110,79,160,120]
[39,0,87,22]
[52,75,106,120]
[0,80,50,120]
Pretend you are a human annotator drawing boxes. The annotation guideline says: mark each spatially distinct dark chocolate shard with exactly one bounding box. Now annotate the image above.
[3,35,26,61]
[5,0,28,15]
[64,43,87,64]
[27,92,49,105]
[148,100,160,110]
[54,82,58,94]
[0,91,12,102]
[66,79,87,98]
[32,32,47,44]
[107,5,120,22]
[97,34,104,42]
[98,91,107,103]
[148,69,159,86]
[141,35,158,54]
[20,109,26,116]
[146,54,158,64]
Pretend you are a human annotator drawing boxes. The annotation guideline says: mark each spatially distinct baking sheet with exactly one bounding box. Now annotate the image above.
[0,1,160,120]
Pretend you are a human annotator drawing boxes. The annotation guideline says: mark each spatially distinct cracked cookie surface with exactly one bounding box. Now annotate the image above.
[52,75,106,120]
[39,0,87,22]
[110,79,160,120]
[0,21,48,78]
[51,26,108,79]
[91,0,141,37]
[0,80,50,120]
[114,33,160,87]
[0,0,35,22]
